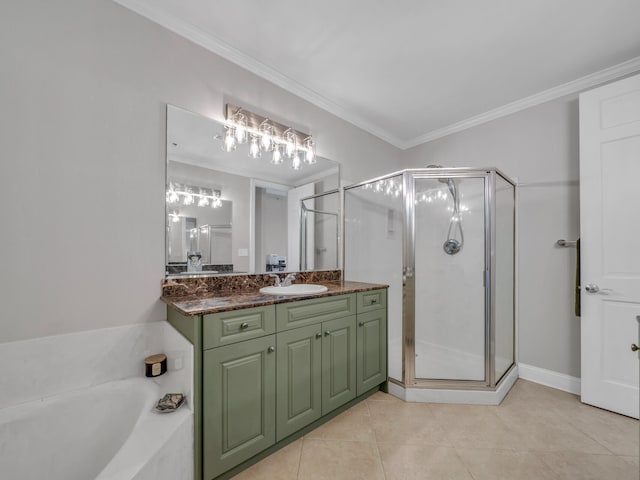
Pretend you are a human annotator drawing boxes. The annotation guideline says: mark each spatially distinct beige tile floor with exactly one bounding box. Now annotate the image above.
[232,379,639,480]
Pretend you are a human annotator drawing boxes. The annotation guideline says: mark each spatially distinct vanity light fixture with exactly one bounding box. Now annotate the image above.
[182,188,194,206]
[291,152,302,170]
[197,189,209,207]
[233,111,248,144]
[271,144,284,165]
[223,126,237,152]
[283,128,297,159]
[303,137,316,164]
[259,120,274,151]
[168,209,180,223]
[167,182,223,208]
[249,134,261,159]
[223,103,315,169]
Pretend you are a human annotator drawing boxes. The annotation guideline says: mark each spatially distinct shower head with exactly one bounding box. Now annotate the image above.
[426,165,453,185]
[425,165,463,255]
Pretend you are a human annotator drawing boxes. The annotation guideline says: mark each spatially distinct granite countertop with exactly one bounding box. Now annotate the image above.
[161,280,388,316]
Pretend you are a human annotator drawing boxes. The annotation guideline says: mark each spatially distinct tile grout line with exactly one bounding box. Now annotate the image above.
[295,436,304,479]
[453,447,482,480]
[365,400,389,480]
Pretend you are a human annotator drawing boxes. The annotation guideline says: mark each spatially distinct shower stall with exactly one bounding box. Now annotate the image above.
[344,168,516,403]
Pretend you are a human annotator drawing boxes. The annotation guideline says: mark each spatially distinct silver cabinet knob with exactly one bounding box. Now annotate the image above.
[315,332,322,339]
[324,330,331,336]
[632,344,639,352]
[267,346,275,353]
[585,284,600,293]
[240,322,249,330]
[358,322,365,327]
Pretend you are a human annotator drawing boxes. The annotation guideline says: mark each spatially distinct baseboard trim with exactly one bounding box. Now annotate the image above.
[518,363,581,395]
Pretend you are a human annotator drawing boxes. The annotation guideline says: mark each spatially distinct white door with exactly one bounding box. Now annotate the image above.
[580,73,640,418]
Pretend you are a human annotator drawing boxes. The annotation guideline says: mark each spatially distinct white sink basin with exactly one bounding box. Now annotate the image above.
[259,284,328,296]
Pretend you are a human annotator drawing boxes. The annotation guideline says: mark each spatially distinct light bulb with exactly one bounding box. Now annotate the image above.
[291,153,302,170]
[234,112,248,144]
[259,121,274,151]
[168,209,180,223]
[183,189,194,206]
[284,129,297,159]
[249,135,261,159]
[167,183,179,203]
[223,126,236,152]
[212,197,222,208]
[271,145,283,165]
[303,137,316,164]
[198,194,209,207]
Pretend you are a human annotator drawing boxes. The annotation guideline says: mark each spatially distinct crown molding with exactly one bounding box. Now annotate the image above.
[113,1,640,151]
[397,55,640,149]
[112,0,405,148]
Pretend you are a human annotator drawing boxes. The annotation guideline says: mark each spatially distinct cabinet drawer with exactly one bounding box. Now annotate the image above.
[203,305,276,349]
[357,289,387,313]
[276,294,356,331]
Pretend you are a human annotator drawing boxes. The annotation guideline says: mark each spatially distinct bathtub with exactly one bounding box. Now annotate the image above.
[0,378,193,480]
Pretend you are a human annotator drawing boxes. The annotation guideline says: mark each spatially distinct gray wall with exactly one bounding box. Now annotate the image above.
[0,0,399,343]
[0,0,594,380]
[401,97,582,378]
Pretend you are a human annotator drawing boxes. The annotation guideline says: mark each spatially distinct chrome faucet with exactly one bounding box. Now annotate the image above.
[282,273,297,287]
[268,274,282,287]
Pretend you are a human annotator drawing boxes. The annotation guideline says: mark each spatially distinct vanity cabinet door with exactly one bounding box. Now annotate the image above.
[356,309,388,395]
[276,324,322,441]
[321,315,357,414]
[203,335,276,480]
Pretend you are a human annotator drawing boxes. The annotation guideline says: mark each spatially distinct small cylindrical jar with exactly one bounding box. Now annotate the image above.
[144,354,167,377]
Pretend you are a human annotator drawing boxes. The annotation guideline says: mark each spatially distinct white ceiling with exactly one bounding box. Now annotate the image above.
[116,0,640,149]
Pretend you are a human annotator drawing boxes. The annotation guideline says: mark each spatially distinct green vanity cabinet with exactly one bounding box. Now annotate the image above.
[167,287,387,480]
[275,324,322,441]
[276,314,357,440]
[203,334,277,480]
[276,293,356,330]
[321,315,357,414]
[356,309,387,395]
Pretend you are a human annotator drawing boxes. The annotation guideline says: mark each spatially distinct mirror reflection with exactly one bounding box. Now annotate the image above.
[166,105,340,276]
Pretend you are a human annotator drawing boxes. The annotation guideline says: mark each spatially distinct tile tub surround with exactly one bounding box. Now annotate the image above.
[162,277,387,316]
[161,270,342,298]
[0,321,193,410]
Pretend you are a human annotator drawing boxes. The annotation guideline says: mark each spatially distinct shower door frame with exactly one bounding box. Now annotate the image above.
[401,168,516,390]
[343,167,516,391]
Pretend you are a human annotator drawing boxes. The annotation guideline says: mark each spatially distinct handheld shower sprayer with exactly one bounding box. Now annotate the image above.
[427,165,464,255]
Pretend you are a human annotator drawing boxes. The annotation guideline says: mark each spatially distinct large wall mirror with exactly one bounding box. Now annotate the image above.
[166,105,340,277]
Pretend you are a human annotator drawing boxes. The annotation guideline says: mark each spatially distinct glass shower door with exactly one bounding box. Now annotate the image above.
[344,175,404,382]
[412,175,487,381]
